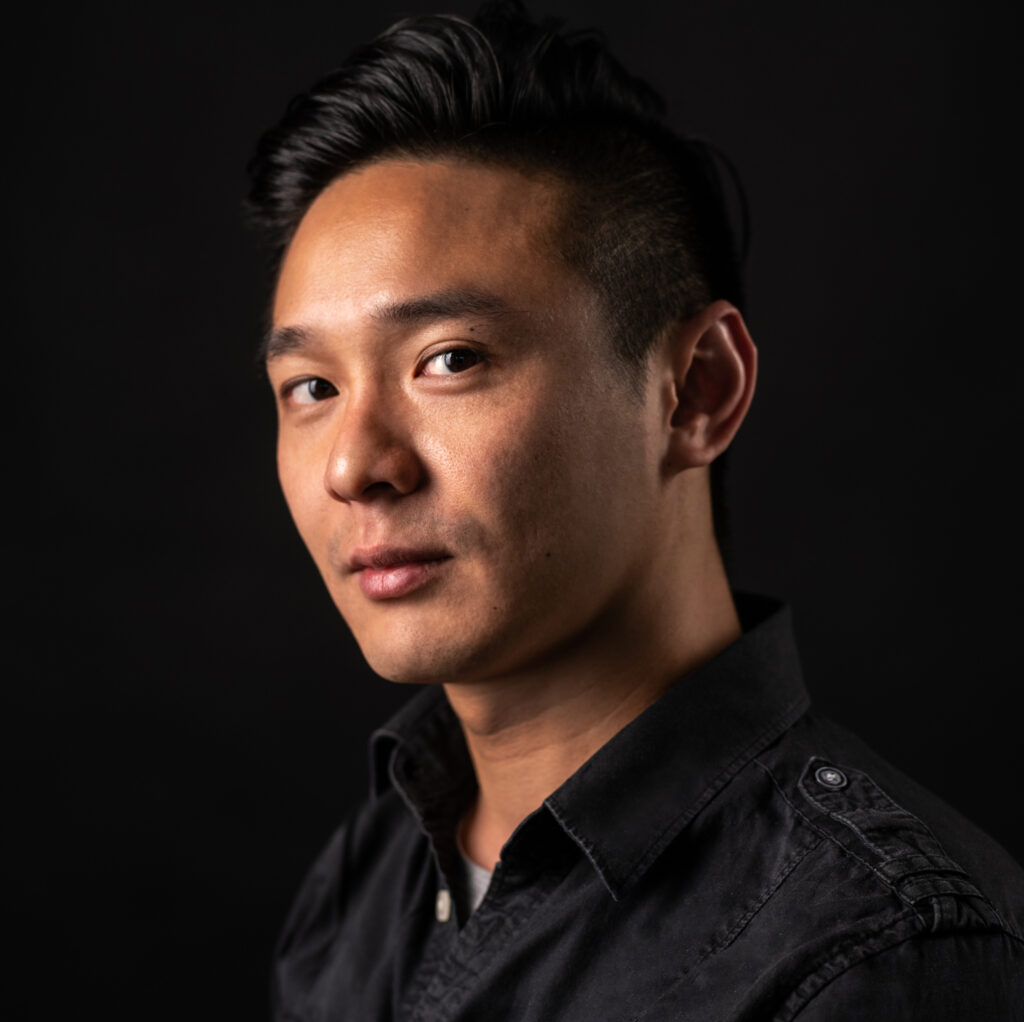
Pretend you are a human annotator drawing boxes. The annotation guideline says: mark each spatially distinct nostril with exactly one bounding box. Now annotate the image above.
[324,436,426,503]
[360,479,403,499]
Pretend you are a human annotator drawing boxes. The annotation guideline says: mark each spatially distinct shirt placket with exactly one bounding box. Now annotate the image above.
[399,807,575,1022]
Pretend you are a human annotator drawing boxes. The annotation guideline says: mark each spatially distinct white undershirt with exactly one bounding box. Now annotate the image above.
[459,850,494,914]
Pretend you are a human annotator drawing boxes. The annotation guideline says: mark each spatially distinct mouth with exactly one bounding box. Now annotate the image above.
[348,546,453,601]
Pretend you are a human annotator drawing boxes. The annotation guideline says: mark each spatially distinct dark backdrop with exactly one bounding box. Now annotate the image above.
[10,1,1021,1018]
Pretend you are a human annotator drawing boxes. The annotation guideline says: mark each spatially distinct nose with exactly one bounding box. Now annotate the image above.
[323,392,425,503]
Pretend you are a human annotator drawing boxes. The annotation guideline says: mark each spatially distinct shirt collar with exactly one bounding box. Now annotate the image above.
[370,594,810,900]
[544,594,809,898]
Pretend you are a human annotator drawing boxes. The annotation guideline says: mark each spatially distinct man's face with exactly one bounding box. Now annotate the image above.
[268,159,670,684]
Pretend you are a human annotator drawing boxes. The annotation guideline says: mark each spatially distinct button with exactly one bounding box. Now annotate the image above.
[435,888,452,923]
[815,765,848,789]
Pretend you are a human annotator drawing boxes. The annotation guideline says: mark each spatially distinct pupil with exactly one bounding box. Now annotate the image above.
[444,350,475,372]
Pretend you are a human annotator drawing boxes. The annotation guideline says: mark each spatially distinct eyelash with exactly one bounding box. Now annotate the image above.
[279,347,485,405]
[282,377,337,405]
[421,347,484,376]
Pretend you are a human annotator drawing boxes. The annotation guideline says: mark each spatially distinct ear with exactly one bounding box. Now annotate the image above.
[663,300,757,472]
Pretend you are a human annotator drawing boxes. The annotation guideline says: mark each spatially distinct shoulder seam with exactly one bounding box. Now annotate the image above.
[754,759,929,922]
[775,910,920,1021]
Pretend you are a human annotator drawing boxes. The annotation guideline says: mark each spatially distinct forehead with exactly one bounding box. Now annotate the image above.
[273,159,577,326]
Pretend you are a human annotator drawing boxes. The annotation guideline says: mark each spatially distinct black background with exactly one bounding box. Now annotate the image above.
[10,1,1021,1017]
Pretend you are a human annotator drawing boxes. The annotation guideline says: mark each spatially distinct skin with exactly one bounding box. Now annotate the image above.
[268,158,757,868]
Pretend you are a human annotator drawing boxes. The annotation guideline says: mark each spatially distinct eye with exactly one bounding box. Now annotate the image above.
[285,377,338,405]
[422,348,483,376]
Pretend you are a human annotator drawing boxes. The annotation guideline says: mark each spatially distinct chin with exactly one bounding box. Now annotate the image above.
[361,648,461,686]
[355,625,496,686]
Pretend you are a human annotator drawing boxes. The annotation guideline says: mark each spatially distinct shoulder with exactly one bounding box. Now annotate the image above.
[273,787,428,1002]
[782,927,1023,1021]
[750,712,1024,1020]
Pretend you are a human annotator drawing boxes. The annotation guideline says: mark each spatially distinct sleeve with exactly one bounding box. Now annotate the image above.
[787,930,1024,1022]
[272,823,350,1020]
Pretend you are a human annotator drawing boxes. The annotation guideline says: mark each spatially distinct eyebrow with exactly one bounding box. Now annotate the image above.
[262,288,518,362]
[262,324,314,363]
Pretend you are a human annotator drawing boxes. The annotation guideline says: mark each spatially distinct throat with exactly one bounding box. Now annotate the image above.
[448,666,677,869]
[444,579,742,871]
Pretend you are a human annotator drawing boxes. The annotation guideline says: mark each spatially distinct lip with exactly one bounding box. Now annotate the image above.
[348,546,452,601]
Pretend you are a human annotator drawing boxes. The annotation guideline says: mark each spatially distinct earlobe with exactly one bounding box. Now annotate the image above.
[664,300,757,472]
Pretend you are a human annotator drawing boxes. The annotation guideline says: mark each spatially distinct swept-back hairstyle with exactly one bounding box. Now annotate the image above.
[247,0,748,545]
[246,0,747,371]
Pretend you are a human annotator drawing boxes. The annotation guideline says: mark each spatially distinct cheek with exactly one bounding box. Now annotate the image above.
[277,437,329,557]
[422,384,564,485]
[423,386,632,559]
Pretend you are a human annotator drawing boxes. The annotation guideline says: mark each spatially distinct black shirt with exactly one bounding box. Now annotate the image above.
[273,597,1024,1020]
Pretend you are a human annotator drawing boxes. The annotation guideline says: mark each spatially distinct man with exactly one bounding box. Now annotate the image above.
[247,3,1024,1018]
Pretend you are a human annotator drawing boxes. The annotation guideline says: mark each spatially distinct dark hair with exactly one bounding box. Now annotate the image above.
[246,0,747,543]
[247,0,746,366]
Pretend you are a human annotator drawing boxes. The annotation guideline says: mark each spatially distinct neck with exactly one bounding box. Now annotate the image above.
[448,522,740,870]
